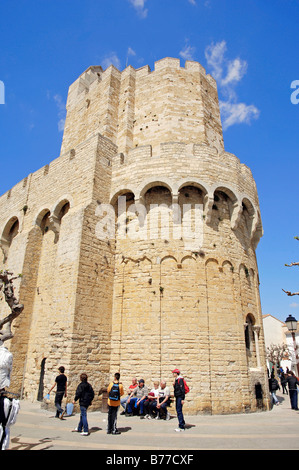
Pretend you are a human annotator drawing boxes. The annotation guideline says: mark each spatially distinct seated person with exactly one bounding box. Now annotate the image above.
[126,379,148,417]
[156,380,171,420]
[144,381,159,419]
[120,377,138,415]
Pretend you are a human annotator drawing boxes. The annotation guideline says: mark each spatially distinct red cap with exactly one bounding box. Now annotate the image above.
[172,368,180,374]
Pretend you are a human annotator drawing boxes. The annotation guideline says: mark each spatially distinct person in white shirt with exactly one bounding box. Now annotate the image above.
[156,380,171,420]
[144,381,159,419]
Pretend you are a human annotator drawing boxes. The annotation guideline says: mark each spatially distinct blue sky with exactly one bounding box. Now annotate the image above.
[0,0,298,323]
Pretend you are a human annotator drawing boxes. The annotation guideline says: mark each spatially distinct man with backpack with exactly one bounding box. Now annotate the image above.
[107,373,124,434]
[172,368,189,432]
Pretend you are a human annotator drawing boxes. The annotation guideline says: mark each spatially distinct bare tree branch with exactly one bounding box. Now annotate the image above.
[285,262,299,267]
[0,270,24,344]
[282,289,299,297]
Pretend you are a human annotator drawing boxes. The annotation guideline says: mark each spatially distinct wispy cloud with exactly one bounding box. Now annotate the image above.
[205,40,259,130]
[48,93,66,133]
[127,47,136,57]
[219,101,260,130]
[128,0,148,18]
[101,53,121,70]
[290,302,299,308]
[179,42,196,61]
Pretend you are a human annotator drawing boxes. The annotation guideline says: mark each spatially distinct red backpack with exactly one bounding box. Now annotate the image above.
[179,378,190,394]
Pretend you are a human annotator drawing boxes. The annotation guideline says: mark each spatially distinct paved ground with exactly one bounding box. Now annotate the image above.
[6,390,299,451]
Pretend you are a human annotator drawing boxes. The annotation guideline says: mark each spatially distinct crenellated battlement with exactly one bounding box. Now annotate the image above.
[62,57,224,157]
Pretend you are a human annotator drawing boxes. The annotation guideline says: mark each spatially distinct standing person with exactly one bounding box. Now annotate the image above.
[72,373,94,436]
[107,373,124,435]
[286,371,299,410]
[172,368,186,432]
[269,373,280,406]
[281,373,288,395]
[120,377,138,415]
[48,366,67,419]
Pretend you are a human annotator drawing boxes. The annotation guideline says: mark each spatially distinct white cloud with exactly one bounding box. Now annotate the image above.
[205,40,259,130]
[221,58,248,86]
[53,94,66,133]
[290,302,299,308]
[179,43,196,61]
[129,0,148,18]
[205,40,227,82]
[220,101,260,131]
[188,0,197,5]
[127,47,136,57]
[101,53,121,70]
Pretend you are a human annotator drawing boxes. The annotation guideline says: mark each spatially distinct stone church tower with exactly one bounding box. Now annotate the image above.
[0,58,269,414]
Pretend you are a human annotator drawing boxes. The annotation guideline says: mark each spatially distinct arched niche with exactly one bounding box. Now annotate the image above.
[0,216,20,262]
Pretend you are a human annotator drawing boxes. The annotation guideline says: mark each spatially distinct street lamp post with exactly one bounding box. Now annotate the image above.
[285,314,299,377]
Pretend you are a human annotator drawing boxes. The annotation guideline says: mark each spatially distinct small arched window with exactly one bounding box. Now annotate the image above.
[40,211,51,235]
[58,201,70,220]
[245,314,255,350]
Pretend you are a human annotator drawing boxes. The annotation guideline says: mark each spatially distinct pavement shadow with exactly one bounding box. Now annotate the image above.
[185,423,196,429]
[89,426,102,434]
[118,426,132,433]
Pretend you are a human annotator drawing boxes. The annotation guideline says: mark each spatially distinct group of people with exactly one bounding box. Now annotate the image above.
[268,367,299,411]
[48,367,188,436]
[119,378,171,420]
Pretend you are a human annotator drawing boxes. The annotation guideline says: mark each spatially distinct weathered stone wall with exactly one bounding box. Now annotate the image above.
[0,58,269,413]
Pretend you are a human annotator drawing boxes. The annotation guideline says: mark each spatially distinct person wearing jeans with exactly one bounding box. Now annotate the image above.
[287,371,299,410]
[48,366,67,419]
[73,373,94,436]
[126,379,148,417]
[107,373,124,434]
[78,405,89,434]
[172,369,186,432]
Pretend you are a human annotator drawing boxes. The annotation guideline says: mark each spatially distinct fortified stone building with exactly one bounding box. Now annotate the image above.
[0,57,269,414]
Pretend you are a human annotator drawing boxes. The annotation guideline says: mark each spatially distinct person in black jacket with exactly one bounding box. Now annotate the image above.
[73,373,94,436]
[286,371,299,410]
[172,368,186,432]
[269,373,280,406]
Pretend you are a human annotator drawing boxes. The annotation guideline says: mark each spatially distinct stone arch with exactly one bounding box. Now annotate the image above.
[143,185,173,241]
[1,216,19,243]
[112,190,137,239]
[137,176,175,202]
[0,216,20,262]
[51,195,73,220]
[205,257,219,267]
[160,254,178,265]
[177,182,206,212]
[110,188,136,207]
[181,254,197,264]
[213,185,240,228]
[48,198,72,243]
[222,259,235,275]
[244,313,256,353]
[34,208,50,229]
[177,179,210,197]
[239,263,252,284]
[35,208,51,235]
[212,184,239,205]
